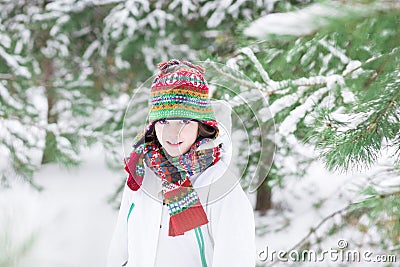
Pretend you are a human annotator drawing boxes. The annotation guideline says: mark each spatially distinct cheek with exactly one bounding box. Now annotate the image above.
[154,124,164,140]
[183,124,198,140]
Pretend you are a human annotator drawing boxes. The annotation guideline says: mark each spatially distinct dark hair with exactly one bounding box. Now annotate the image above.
[197,122,218,140]
[145,121,218,146]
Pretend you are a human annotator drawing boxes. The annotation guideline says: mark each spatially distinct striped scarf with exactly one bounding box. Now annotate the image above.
[124,137,221,236]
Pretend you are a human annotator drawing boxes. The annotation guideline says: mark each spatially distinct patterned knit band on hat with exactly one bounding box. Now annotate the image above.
[148,59,217,127]
[124,59,221,237]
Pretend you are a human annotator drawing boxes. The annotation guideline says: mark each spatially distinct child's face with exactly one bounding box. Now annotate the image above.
[154,119,199,157]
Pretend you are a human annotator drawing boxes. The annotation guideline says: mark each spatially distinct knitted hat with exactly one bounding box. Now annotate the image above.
[148,59,216,126]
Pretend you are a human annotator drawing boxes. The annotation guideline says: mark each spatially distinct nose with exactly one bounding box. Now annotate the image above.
[164,121,185,137]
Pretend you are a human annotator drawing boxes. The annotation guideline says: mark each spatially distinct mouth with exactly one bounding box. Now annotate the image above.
[166,141,183,147]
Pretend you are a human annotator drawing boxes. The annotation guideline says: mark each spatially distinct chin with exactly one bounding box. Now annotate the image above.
[165,149,187,157]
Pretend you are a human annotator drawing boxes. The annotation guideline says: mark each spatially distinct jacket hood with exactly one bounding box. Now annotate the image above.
[197,100,232,166]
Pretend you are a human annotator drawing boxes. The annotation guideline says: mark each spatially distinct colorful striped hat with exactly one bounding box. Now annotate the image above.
[148,59,217,126]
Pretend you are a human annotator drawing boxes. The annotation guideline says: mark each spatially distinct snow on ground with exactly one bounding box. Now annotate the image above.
[254,160,356,266]
[1,144,121,267]
[253,153,397,267]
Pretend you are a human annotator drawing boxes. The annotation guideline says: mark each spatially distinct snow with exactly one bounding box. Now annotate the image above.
[0,82,24,110]
[330,110,373,133]
[319,38,350,65]
[256,160,352,227]
[206,0,232,28]
[343,60,362,77]
[320,53,332,75]
[56,136,80,161]
[49,15,70,37]
[0,117,45,170]
[278,86,329,137]
[31,10,63,22]
[230,89,265,108]
[227,0,247,18]
[1,144,120,267]
[169,0,196,16]
[0,32,11,48]
[269,86,307,118]
[254,150,398,266]
[340,87,356,104]
[0,46,31,78]
[241,47,272,85]
[0,181,45,265]
[0,146,11,173]
[244,3,342,39]
[83,40,100,60]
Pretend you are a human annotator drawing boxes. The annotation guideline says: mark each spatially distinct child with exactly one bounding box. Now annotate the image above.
[107,59,255,267]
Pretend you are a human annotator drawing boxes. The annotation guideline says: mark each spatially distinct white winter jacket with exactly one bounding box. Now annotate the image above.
[107,101,256,267]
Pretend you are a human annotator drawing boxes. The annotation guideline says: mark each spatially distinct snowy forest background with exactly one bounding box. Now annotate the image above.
[1,0,399,266]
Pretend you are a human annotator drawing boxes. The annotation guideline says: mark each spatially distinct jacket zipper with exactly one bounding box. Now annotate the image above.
[153,198,164,266]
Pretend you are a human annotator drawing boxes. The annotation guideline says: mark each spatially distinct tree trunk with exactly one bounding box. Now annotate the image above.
[255,178,272,216]
[40,50,57,164]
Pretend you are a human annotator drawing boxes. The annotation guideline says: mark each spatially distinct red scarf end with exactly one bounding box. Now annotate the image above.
[124,152,143,191]
[168,202,209,236]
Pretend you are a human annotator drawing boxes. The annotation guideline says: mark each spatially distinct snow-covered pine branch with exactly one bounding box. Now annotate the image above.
[240,47,273,86]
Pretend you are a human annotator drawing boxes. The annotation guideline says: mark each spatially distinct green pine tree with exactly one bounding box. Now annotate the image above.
[0,1,129,186]
[219,0,399,256]
[1,0,290,188]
